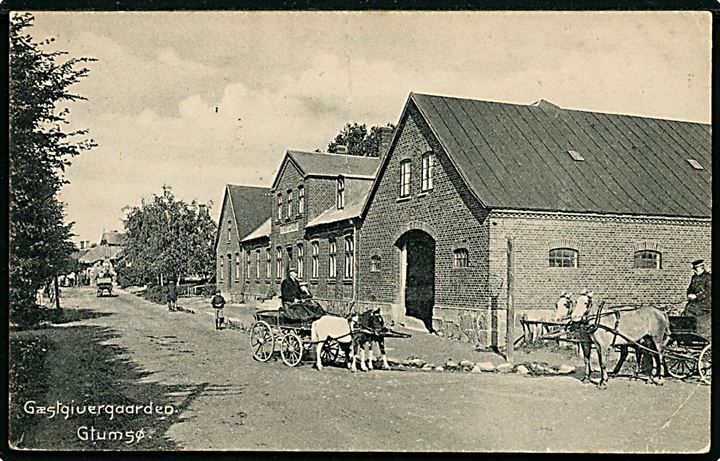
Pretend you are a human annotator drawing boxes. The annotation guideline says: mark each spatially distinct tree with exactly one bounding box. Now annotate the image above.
[9,13,96,323]
[327,123,395,157]
[119,186,217,287]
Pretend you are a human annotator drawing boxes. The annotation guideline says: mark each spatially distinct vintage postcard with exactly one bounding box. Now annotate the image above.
[7,10,712,454]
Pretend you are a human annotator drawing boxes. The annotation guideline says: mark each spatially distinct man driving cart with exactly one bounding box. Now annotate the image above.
[683,259,711,340]
[280,268,326,321]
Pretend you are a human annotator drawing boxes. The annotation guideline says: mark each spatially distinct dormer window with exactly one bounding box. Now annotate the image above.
[687,158,704,170]
[337,177,345,209]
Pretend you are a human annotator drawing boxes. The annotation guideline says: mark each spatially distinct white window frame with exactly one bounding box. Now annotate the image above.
[549,248,579,268]
[400,160,411,197]
[634,250,662,269]
[422,152,435,191]
[298,186,305,215]
[297,243,304,278]
[311,241,320,279]
[266,248,272,278]
[453,248,469,268]
[329,240,337,278]
[277,193,283,221]
[344,236,354,278]
[275,247,283,278]
[287,190,293,218]
[337,177,345,209]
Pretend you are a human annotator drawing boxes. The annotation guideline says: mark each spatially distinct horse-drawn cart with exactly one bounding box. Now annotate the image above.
[663,316,711,384]
[520,309,711,384]
[250,309,347,367]
[95,276,113,297]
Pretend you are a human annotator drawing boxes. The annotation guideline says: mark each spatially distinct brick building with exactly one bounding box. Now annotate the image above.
[217,92,710,347]
[355,93,711,346]
[215,185,272,301]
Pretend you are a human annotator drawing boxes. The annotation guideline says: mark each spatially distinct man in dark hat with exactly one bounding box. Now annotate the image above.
[684,259,711,339]
[279,268,325,321]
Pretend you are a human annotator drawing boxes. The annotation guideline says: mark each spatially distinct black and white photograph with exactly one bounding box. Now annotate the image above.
[7,10,713,453]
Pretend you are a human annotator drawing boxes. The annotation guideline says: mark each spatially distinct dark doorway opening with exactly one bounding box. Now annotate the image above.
[396,230,436,331]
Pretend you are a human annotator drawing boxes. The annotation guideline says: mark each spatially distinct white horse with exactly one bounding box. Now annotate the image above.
[311,314,357,371]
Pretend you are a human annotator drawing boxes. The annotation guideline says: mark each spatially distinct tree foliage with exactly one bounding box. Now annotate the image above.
[327,123,395,157]
[119,186,217,287]
[9,13,97,322]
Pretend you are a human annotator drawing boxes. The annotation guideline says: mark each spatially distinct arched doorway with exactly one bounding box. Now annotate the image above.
[396,230,435,331]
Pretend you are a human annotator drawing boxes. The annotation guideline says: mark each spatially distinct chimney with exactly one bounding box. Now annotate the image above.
[80,241,85,250]
[377,126,394,158]
[335,145,348,154]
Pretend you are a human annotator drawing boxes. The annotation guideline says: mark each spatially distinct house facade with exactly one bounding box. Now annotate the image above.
[215,185,272,301]
[217,92,710,348]
[356,93,711,346]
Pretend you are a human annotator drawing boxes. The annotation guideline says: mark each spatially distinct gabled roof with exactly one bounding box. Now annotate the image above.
[78,245,123,264]
[240,218,272,243]
[216,185,272,249]
[306,180,373,229]
[100,231,127,246]
[271,150,380,189]
[366,92,711,219]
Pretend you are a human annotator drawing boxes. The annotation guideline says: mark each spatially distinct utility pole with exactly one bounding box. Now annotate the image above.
[505,238,515,363]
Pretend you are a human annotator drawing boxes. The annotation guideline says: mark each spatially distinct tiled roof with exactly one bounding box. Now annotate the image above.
[240,218,272,243]
[409,93,711,218]
[306,180,373,229]
[100,231,127,246]
[78,245,124,264]
[287,150,380,178]
[226,185,273,240]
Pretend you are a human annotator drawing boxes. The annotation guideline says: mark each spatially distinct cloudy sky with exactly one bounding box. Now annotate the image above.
[24,11,710,244]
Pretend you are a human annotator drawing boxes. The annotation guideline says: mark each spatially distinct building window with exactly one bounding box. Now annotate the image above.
[287,190,294,218]
[235,253,241,279]
[297,243,304,278]
[266,248,272,278]
[277,193,283,221]
[634,250,661,269]
[298,186,305,215]
[400,160,411,197]
[246,251,252,279]
[311,242,319,278]
[255,250,261,279]
[329,240,337,278]
[422,152,435,191]
[275,247,283,278]
[453,249,469,268]
[370,255,381,272]
[337,177,345,209]
[344,236,354,278]
[219,259,224,281]
[549,248,578,268]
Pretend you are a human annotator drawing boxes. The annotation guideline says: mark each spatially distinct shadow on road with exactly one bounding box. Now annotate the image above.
[9,322,211,450]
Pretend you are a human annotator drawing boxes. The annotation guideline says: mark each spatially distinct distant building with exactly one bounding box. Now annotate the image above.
[214,185,273,301]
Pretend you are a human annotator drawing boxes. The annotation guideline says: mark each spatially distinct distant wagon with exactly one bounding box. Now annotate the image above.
[95,276,113,297]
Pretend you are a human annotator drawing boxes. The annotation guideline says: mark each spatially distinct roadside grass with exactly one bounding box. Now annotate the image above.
[9,309,205,451]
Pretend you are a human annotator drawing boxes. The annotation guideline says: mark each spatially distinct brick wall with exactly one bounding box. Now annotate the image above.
[357,103,491,323]
[239,239,273,301]
[487,211,711,345]
[215,191,244,301]
[269,158,359,308]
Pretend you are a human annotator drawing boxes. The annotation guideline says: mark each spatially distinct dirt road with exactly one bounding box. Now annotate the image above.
[9,287,711,452]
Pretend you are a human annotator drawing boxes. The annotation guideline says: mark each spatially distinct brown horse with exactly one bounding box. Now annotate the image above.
[579,303,670,387]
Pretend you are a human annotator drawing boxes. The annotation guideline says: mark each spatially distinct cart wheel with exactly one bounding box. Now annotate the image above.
[698,344,711,385]
[320,339,340,365]
[280,332,303,367]
[250,321,275,362]
[664,351,696,380]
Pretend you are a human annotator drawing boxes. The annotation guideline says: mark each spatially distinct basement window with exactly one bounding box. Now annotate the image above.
[567,150,585,162]
[687,159,704,170]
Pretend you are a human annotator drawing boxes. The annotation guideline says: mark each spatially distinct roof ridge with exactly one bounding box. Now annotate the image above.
[288,149,381,161]
[412,92,709,126]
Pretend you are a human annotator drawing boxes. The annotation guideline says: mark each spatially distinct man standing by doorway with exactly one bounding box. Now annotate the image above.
[684,259,711,340]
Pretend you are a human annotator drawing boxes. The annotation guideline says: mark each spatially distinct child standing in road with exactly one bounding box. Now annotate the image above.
[211,289,226,330]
